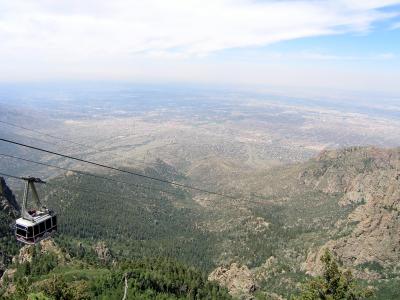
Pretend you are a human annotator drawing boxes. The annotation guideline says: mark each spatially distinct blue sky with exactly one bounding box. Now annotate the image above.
[0,0,399,94]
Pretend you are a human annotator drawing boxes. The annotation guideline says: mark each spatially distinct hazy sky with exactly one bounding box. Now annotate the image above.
[1,0,400,93]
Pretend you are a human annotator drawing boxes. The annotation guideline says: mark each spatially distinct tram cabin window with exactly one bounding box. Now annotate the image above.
[52,216,57,227]
[16,227,26,237]
[27,226,33,238]
[46,218,52,230]
[39,221,45,233]
[34,225,39,236]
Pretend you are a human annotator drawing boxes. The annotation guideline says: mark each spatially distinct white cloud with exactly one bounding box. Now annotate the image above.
[0,0,399,90]
[0,0,398,59]
[282,52,397,61]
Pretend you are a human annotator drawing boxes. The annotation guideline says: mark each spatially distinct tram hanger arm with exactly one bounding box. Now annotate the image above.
[21,177,46,221]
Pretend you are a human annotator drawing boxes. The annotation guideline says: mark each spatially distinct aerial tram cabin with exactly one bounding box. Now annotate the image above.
[15,177,57,245]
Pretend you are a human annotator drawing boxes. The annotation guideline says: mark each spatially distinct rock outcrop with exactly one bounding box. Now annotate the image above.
[300,147,400,275]
[93,241,113,262]
[1,239,70,296]
[0,268,17,295]
[208,263,258,299]
[0,177,20,217]
[253,256,279,281]
[12,239,70,265]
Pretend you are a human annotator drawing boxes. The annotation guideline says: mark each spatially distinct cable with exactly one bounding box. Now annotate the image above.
[0,119,270,200]
[0,121,273,203]
[0,172,187,216]
[0,119,161,169]
[0,153,186,198]
[0,137,237,199]
[0,171,270,210]
[0,120,92,149]
[0,172,23,181]
[0,171,177,205]
[0,120,92,154]
[46,181,169,206]
[0,151,270,207]
[14,133,61,148]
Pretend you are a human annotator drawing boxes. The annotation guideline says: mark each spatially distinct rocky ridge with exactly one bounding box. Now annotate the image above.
[0,239,69,296]
[208,257,286,300]
[208,262,258,299]
[300,147,400,276]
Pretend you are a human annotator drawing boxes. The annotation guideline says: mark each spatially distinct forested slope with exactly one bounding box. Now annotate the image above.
[39,166,220,271]
[0,239,232,299]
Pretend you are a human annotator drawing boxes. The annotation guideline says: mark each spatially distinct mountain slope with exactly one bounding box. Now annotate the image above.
[0,177,20,279]
[1,146,399,299]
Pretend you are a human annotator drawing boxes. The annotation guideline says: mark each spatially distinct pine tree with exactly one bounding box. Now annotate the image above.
[294,249,374,300]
